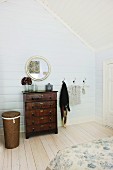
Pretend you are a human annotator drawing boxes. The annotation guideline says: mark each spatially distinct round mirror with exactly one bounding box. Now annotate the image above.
[26,56,51,81]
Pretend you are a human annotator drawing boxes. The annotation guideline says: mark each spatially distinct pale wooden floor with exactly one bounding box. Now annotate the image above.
[0,122,113,170]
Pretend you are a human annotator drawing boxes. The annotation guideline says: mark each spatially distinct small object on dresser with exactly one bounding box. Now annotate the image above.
[21,77,32,92]
[46,83,53,91]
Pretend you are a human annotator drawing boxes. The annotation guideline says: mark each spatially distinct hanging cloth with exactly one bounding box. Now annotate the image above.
[68,85,81,105]
[59,81,70,127]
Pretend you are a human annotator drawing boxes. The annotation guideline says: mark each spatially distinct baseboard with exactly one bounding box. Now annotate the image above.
[58,115,95,127]
[0,127,3,135]
[95,116,103,125]
[67,117,95,126]
[20,124,25,132]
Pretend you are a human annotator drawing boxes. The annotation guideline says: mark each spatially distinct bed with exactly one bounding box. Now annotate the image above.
[46,136,113,170]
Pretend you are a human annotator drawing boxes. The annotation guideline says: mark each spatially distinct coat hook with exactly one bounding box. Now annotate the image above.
[82,78,86,94]
[83,78,86,84]
[62,78,65,83]
[73,78,76,84]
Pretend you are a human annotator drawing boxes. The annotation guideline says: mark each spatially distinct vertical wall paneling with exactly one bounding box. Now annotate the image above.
[95,48,113,124]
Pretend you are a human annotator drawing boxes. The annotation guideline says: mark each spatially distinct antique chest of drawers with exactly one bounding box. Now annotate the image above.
[23,91,58,139]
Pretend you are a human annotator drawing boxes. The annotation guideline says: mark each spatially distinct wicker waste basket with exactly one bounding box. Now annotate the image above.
[2,111,20,149]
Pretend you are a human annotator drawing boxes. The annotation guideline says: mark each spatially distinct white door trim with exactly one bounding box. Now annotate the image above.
[103,58,113,126]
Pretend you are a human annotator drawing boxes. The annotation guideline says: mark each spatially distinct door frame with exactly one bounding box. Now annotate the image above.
[103,59,113,126]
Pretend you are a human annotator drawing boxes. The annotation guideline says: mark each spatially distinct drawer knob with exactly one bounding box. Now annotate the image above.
[32,113,34,116]
[40,102,43,105]
[40,125,44,128]
[40,117,44,120]
[32,128,35,132]
[40,110,43,113]
[49,96,52,99]
[49,118,52,121]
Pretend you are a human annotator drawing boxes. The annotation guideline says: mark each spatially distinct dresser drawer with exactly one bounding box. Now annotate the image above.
[26,115,56,125]
[26,108,56,118]
[26,123,56,133]
[25,92,57,102]
[26,101,56,110]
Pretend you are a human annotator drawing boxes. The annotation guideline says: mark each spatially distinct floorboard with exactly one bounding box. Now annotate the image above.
[0,121,113,170]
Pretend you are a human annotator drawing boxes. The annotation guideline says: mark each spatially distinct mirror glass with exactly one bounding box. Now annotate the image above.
[26,56,51,81]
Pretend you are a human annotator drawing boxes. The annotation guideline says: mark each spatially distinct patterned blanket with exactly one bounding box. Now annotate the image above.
[46,136,113,170]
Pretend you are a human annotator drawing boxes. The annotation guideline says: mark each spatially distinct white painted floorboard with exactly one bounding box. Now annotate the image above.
[0,122,113,170]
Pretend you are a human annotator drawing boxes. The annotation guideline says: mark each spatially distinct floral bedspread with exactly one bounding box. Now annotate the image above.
[46,136,113,170]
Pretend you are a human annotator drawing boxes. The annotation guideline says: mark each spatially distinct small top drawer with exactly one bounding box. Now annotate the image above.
[24,92,57,102]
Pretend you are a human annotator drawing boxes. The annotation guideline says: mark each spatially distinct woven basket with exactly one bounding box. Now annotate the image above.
[2,111,20,149]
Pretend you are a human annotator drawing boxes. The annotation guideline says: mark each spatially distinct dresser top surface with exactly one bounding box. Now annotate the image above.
[22,91,58,94]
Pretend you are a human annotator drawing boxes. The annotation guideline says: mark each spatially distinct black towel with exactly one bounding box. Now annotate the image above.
[60,82,70,120]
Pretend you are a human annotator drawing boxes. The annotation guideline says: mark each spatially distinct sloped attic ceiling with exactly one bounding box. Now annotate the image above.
[39,0,113,51]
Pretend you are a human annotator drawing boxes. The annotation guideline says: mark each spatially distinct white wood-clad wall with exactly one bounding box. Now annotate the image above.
[0,0,95,132]
[39,0,113,51]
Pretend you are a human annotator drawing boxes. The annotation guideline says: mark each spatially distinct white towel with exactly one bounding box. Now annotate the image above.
[68,85,81,105]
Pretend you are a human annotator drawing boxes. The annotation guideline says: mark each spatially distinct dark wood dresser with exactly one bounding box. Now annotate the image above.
[23,91,58,139]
